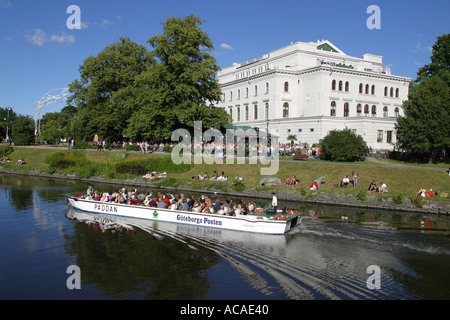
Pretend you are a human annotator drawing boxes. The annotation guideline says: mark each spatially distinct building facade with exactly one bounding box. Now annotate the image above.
[216,40,411,150]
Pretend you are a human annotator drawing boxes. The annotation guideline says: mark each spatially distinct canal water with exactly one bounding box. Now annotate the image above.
[0,174,449,300]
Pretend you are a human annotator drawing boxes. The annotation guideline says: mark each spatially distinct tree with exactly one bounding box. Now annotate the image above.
[11,115,35,146]
[125,15,230,140]
[416,34,449,85]
[320,128,368,162]
[287,134,297,144]
[67,37,151,142]
[395,76,449,161]
[40,120,64,144]
[395,34,450,162]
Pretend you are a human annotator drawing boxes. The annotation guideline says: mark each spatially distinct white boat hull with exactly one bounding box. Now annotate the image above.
[66,195,301,235]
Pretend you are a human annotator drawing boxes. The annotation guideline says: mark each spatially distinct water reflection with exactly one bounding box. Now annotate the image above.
[1,173,449,300]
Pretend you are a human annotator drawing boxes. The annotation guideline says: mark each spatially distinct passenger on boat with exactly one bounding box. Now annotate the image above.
[179,199,190,211]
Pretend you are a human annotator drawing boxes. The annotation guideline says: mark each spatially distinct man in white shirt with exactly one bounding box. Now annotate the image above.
[271,192,278,212]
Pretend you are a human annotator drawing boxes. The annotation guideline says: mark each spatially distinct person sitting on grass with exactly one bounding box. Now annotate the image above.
[378,181,387,193]
[368,181,377,192]
[15,159,26,166]
[341,175,350,188]
[310,180,319,190]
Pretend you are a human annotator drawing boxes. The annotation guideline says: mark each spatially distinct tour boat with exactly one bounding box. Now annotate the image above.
[65,193,302,235]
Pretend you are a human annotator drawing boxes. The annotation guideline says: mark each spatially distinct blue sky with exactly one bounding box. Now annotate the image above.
[1,0,449,117]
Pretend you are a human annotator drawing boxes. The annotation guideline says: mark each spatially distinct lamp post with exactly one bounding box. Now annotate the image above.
[6,107,10,145]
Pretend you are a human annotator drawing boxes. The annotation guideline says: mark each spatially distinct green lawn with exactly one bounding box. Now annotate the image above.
[1,146,449,203]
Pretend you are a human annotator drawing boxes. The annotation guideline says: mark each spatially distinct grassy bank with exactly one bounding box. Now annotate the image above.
[1,146,449,206]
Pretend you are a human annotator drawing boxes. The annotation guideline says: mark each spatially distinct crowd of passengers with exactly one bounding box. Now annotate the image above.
[82,186,256,215]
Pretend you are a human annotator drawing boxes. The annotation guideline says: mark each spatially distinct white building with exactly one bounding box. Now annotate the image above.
[216,40,411,150]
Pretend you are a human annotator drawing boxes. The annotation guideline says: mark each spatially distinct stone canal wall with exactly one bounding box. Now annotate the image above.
[1,167,448,215]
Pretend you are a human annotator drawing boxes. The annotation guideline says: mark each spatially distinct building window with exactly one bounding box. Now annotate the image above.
[229,108,233,121]
[357,103,362,116]
[237,107,240,122]
[365,84,369,94]
[364,104,369,116]
[394,107,399,118]
[310,128,314,132]
[298,129,302,132]
[254,104,258,120]
[383,106,388,118]
[237,89,240,100]
[245,105,249,121]
[395,88,399,98]
[384,86,388,97]
[386,131,392,143]
[371,85,375,95]
[359,83,363,93]
[344,102,349,117]
[254,85,258,96]
[390,87,394,97]
[222,93,225,102]
[345,81,349,92]
[284,81,289,92]
[265,82,269,94]
[245,87,248,98]
[265,103,269,119]
[338,81,343,91]
[287,129,291,133]
[330,101,336,116]
[371,105,377,116]
[282,102,289,118]
[332,80,336,91]
[377,130,383,143]
[230,91,233,101]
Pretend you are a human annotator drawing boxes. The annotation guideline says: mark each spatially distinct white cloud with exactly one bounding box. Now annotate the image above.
[414,43,432,53]
[24,29,75,47]
[220,43,233,50]
[1,0,11,8]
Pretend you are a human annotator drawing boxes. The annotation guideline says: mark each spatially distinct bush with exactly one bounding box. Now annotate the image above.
[320,128,368,162]
[356,190,368,202]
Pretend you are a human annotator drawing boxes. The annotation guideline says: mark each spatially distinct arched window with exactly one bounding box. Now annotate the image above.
[265,103,269,119]
[364,104,369,116]
[330,101,336,116]
[344,102,349,117]
[332,80,336,91]
[254,104,258,120]
[371,105,376,116]
[384,87,388,96]
[357,104,362,116]
[359,83,363,93]
[394,107,399,118]
[284,81,289,92]
[395,88,399,98]
[365,84,369,94]
[283,102,289,118]
[371,85,375,95]
[390,87,394,97]
[383,106,388,118]
[345,81,349,92]
[338,81,343,91]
